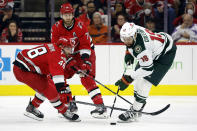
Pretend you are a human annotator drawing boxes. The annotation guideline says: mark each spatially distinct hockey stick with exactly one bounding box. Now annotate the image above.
[73,100,170,116]
[109,87,120,117]
[109,64,129,117]
[76,70,133,105]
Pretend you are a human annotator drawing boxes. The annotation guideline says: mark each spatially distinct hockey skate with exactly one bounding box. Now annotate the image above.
[69,101,78,112]
[24,99,44,121]
[62,109,81,122]
[118,109,139,123]
[57,102,78,118]
[90,104,108,119]
[118,105,145,123]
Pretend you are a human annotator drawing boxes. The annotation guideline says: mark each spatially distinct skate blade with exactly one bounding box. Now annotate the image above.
[57,113,64,118]
[24,112,43,121]
[91,112,108,119]
[67,117,81,122]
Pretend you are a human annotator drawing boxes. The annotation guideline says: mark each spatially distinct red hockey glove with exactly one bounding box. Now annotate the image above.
[65,57,77,69]
[80,60,91,72]
[59,84,72,104]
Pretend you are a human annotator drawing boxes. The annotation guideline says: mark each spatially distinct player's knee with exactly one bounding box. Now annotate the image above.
[81,77,96,89]
[42,87,59,100]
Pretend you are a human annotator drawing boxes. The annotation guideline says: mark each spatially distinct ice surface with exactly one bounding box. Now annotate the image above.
[0,96,197,131]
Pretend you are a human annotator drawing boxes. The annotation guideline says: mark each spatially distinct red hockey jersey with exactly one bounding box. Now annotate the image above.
[51,18,93,56]
[15,43,66,84]
[0,0,14,8]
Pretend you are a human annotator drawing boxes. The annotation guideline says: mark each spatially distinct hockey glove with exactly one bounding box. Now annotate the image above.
[125,50,134,65]
[80,53,92,72]
[66,57,77,70]
[58,84,72,104]
[115,75,134,91]
[80,60,91,72]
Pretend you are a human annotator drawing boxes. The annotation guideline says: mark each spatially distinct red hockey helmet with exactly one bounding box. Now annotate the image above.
[60,3,74,14]
[56,36,74,48]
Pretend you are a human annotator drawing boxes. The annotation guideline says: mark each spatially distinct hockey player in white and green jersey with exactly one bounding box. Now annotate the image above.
[115,22,177,122]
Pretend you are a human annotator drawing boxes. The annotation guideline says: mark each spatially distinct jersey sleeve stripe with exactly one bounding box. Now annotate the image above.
[141,63,153,68]
[53,75,64,84]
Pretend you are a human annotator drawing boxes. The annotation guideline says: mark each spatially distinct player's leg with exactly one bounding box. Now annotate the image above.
[62,69,78,112]
[31,75,53,108]
[118,78,152,122]
[80,50,107,118]
[31,92,46,108]
[13,65,80,121]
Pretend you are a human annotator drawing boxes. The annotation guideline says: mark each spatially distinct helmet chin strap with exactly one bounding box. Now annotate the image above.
[133,33,137,42]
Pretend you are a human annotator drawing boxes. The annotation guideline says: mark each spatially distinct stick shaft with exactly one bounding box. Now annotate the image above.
[74,100,170,116]
[83,72,133,105]
[109,88,120,117]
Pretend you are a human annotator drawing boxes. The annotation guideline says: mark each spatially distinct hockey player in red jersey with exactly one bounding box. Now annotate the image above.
[50,3,107,118]
[13,36,80,122]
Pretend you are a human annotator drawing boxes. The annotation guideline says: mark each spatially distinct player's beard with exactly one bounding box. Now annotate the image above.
[63,19,74,27]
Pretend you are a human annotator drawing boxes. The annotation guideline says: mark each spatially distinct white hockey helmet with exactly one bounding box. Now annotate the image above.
[120,22,137,42]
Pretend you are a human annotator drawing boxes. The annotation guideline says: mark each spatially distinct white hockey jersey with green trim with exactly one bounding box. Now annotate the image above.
[125,26,174,79]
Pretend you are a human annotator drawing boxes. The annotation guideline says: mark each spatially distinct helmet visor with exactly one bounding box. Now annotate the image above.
[120,36,134,43]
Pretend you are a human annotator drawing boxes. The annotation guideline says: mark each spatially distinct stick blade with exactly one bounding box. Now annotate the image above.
[149,104,170,116]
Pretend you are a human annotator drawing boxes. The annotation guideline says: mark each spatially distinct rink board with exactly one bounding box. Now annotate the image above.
[0,43,197,96]
[0,85,197,96]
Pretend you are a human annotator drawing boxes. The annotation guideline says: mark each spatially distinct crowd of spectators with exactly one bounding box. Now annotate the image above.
[67,0,197,43]
[0,0,22,43]
[1,0,197,43]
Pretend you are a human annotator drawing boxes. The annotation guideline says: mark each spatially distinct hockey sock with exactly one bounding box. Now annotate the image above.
[50,97,68,114]
[41,83,68,114]
[81,77,103,105]
[133,91,147,111]
[32,92,46,108]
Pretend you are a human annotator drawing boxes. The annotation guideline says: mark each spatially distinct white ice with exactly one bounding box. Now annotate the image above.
[0,96,197,131]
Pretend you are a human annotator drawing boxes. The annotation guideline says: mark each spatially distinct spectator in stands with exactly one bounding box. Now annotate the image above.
[78,1,96,26]
[145,18,161,33]
[173,2,197,27]
[126,0,148,22]
[188,0,197,18]
[173,0,186,16]
[111,2,126,26]
[74,3,86,17]
[0,20,22,43]
[111,13,127,42]
[88,12,108,43]
[172,14,197,42]
[148,0,174,6]
[89,0,106,14]
[154,1,176,34]
[0,4,21,36]
[134,2,155,27]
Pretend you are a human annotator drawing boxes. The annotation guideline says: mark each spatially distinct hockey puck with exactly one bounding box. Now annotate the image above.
[110,122,116,125]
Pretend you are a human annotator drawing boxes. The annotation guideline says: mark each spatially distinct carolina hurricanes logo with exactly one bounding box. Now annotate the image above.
[0,0,6,6]
[78,22,83,29]
[70,37,78,47]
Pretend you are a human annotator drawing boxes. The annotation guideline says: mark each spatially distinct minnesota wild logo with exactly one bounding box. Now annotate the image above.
[134,45,142,53]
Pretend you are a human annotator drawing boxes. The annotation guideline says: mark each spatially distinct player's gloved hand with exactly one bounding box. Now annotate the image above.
[65,57,77,70]
[80,60,91,72]
[58,84,72,104]
[115,75,134,91]
[125,51,134,65]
